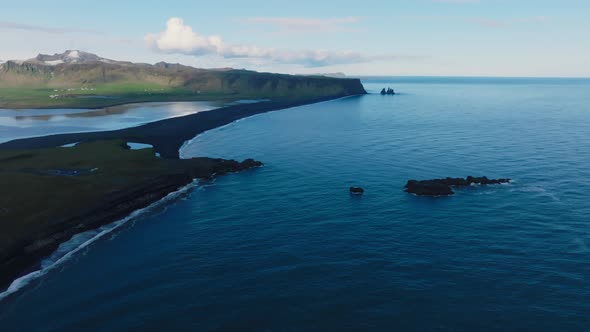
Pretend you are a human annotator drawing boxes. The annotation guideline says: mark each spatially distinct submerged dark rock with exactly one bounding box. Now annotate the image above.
[404,176,511,196]
[405,180,454,196]
[350,186,365,194]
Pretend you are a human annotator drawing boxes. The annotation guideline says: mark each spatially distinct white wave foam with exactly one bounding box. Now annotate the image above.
[512,185,561,202]
[60,142,80,148]
[0,180,197,302]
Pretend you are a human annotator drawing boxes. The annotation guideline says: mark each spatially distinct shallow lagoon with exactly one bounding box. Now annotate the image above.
[0,101,216,143]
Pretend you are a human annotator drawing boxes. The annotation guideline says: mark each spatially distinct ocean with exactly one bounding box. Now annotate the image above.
[1,77,590,331]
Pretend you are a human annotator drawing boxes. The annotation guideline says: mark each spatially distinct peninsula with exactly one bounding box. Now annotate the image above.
[0,50,366,109]
[0,140,263,289]
[0,51,367,291]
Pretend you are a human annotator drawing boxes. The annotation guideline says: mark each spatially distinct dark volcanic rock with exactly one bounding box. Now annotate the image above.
[350,186,365,194]
[240,158,264,169]
[380,87,396,95]
[180,158,263,179]
[405,176,511,196]
[405,180,454,196]
[465,176,511,185]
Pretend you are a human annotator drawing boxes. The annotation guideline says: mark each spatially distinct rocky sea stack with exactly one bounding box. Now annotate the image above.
[405,176,511,196]
[380,87,395,95]
[349,186,365,194]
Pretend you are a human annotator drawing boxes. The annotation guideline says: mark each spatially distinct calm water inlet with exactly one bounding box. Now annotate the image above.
[0,101,216,143]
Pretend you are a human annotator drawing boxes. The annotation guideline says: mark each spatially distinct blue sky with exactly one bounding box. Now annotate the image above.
[1,0,588,77]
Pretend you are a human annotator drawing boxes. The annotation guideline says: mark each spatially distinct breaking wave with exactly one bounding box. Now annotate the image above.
[0,180,197,302]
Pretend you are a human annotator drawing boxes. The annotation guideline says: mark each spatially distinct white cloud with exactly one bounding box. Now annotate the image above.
[145,18,406,67]
[145,18,221,55]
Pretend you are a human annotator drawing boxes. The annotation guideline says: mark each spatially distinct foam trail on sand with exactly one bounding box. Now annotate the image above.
[0,180,197,302]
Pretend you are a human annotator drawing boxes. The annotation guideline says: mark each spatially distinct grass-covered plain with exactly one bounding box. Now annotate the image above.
[0,59,366,109]
[0,140,167,250]
[0,83,232,109]
[0,139,263,287]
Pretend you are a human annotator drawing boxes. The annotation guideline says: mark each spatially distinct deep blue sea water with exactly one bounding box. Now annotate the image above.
[1,77,590,331]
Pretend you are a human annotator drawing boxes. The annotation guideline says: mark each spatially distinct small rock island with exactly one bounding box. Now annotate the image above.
[380,87,396,95]
[350,186,365,195]
[405,176,511,196]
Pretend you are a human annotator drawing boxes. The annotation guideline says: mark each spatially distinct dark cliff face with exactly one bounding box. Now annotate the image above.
[215,70,366,97]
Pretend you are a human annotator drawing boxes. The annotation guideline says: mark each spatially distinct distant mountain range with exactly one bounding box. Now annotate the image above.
[0,51,366,109]
[23,50,117,66]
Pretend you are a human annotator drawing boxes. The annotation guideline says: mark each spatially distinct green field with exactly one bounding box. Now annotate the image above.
[0,62,365,109]
[0,138,262,263]
[0,140,167,248]
[0,83,238,109]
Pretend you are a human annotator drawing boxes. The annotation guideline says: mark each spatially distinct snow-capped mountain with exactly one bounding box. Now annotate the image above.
[25,50,116,66]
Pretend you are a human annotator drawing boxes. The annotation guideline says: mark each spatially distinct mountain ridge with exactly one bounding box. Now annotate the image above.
[26,50,117,66]
[0,50,366,108]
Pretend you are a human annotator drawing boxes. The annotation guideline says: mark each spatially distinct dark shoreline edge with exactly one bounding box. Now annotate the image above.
[0,158,263,295]
[0,94,365,159]
[0,92,365,294]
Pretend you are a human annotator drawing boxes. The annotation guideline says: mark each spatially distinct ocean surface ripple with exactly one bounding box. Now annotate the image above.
[1,77,590,331]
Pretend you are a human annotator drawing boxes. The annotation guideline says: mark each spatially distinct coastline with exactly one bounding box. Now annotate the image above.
[0,154,264,293]
[177,94,363,159]
[0,100,218,145]
[0,92,365,297]
[0,179,198,301]
[0,94,366,159]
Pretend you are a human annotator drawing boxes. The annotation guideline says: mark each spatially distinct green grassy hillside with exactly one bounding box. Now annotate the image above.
[0,54,366,108]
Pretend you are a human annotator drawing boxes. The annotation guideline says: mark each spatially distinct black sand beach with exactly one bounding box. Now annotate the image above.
[0,95,361,158]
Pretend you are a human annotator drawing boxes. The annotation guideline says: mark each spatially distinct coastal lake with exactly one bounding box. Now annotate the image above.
[0,101,218,143]
[1,77,590,331]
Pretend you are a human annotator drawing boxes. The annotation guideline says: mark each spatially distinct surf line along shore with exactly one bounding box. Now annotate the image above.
[0,93,366,295]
